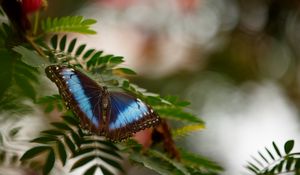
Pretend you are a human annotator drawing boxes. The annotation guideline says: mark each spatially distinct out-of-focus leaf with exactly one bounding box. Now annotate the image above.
[172,124,205,138]
[180,149,223,172]
[156,107,204,124]
[129,152,175,175]
[41,16,97,34]
[114,68,137,75]
[13,46,46,67]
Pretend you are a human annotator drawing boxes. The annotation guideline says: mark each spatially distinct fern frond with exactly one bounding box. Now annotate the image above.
[124,140,223,175]
[179,149,223,173]
[41,16,97,34]
[21,114,123,175]
[0,127,43,174]
[246,140,300,175]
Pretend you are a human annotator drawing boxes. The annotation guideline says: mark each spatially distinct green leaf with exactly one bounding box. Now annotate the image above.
[172,124,205,138]
[163,96,191,107]
[99,147,122,159]
[265,147,275,160]
[276,160,284,172]
[14,62,39,82]
[84,165,98,175]
[14,74,36,100]
[64,135,76,154]
[68,38,77,53]
[284,140,294,154]
[83,49,96,60]
[50,35,58,49]
[13,46,46,67]
[258,151,269,164]
[42,129,65,136]
[51,122,73,131]
[81,139,119,150]
[247,162,260,174]
[81,19,97,25]
[71,155,95,171]
[0,49,13,98]
[286,157,294,171]
[41,16,97,34]
[31,136,57,144]
[148,150,189,175]
[60,35,67,51]
[62,115,79,126]
[43,149,55,175]
[114,68,137,75]
[37,95,63,113]
[179,149,223,172]
[75,44,86,56]
[295,158,300,168]
[20,146,50,161]
[99,156,124,172]
[73,147,95,157]
[100,165,114,175]
[272,141,282,157]
[156,107,204,124]
[129,152,175,175]
[57,141,67,165]
[86,51,103,67]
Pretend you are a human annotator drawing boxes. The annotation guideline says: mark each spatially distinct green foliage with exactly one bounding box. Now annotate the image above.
[0,47,39,115]
[246,140,300,175]
[13,46,47,67]
[21,114,123,175]
[41,16,97,34]
[0,127,43,174]
[37,95,64,113]
[123,141,222,175]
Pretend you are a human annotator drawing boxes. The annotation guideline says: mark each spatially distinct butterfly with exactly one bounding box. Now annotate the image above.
[45,65,160,141]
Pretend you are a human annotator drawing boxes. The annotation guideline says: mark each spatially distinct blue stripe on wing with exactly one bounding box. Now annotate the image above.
[61,69,99,127]
[109,92,149,130]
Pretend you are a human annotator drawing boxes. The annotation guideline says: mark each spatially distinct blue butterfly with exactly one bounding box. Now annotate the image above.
[45,65,160,141]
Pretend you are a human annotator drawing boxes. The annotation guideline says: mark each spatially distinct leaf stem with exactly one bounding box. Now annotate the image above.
[25,35,47,58]
[33,12,40,35]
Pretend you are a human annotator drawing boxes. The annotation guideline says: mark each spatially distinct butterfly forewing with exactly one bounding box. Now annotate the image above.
[45,65,104,133]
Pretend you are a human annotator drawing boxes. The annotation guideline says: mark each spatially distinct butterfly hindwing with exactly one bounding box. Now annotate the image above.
[107,92,160,140]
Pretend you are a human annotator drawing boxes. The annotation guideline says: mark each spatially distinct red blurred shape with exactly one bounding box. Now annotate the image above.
[22,0,42,14]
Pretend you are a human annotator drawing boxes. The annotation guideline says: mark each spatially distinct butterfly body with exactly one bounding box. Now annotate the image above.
[45,65,160,141]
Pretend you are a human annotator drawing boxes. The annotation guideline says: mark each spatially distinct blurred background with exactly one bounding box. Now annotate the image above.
[41,0,300,174]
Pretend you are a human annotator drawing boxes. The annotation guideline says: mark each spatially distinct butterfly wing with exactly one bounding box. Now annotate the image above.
[45,65,105,134]
[106,92,160,141]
